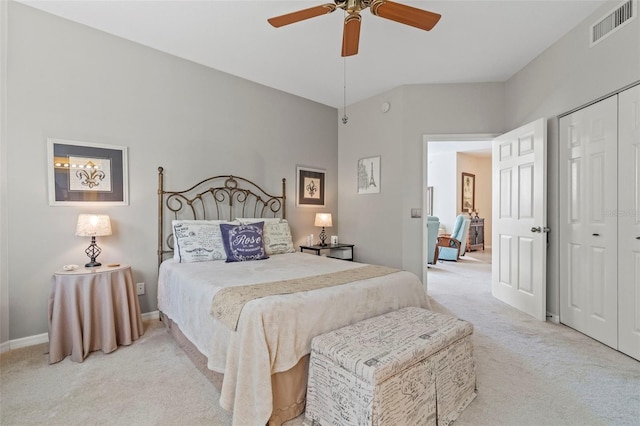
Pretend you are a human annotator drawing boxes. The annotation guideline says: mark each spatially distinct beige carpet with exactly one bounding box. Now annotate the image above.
[428,250,639,426]
[0,320,233,425]
[1,250,638,425]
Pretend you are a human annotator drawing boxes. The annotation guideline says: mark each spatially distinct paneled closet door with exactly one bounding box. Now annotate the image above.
[559,95,618,349]
[618,84,640,360]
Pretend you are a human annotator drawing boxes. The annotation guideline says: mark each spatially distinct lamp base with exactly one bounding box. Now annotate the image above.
[319,227,327,247]
[84,237,102,268]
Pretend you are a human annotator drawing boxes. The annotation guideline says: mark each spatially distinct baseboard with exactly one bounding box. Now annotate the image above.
[546,313,560,324]
[1,310,161,353]
[10,332,48,350]
[142,310,160,321]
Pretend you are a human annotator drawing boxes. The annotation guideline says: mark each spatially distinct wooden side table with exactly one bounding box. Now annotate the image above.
[467,218,485,252]
[300,243,355,261]
[48,264,144,364]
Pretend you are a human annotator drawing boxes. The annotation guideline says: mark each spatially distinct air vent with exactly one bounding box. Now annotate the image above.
[590,0,636,47]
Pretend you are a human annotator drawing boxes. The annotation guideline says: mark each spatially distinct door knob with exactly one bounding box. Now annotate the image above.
[531,227,551,233]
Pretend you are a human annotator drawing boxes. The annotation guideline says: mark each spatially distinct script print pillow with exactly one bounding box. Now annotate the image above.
[172,220,238,262]
[263,220,295,255]
[220,222,269,263]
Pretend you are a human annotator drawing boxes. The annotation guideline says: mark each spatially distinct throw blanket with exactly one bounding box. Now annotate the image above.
[211,264,400,330]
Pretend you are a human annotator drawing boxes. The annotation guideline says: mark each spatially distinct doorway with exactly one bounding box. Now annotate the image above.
[421,135,495,286]
[424,119,549,321]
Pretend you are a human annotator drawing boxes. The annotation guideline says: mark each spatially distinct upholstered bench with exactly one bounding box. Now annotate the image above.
[304,307,476,426]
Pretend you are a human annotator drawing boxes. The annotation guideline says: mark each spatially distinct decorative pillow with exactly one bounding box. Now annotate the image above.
[263,220,296,255]
[172,220,238,262]
[220,222,269,263]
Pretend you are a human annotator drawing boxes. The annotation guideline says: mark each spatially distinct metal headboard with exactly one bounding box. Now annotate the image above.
[157,166,286,267]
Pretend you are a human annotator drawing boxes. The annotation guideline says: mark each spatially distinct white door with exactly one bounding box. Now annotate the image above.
[559,96,618,348]
[492,119,547,321]
[618,85,640,360]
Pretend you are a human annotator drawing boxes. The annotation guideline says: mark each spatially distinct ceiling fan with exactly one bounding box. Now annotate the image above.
[267,0,441,57]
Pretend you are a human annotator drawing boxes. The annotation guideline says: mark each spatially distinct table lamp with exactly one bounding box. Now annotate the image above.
[314,213,333,247]
[75,214,112,267]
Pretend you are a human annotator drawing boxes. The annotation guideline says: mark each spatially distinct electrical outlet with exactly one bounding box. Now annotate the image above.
[136,282,145,295]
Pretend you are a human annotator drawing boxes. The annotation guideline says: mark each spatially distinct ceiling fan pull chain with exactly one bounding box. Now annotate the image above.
[342,52,349,124]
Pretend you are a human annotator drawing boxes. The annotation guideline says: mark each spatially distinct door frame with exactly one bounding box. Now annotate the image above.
[421,133,497,286]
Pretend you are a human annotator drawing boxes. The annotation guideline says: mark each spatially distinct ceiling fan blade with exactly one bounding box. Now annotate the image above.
[268,3,337,28]
[342,13,361,57]
[370,0,441,31]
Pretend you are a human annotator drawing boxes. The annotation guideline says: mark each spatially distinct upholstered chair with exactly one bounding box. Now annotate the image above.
[435,214,471,261]
[426,216,440,264]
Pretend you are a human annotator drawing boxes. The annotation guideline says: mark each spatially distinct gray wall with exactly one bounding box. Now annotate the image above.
[338,83,505,277]
[4,2,338,340]
[400,83,505,277]
[337,89,405,267]
[504,3,640,317]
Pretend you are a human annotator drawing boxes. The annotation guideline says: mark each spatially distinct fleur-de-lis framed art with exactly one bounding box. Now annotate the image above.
[47,138,129,206]
[296,166,325,207]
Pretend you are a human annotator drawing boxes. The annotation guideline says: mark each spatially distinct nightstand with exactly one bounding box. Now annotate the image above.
[300,243,355,261]
[48,264,144,364]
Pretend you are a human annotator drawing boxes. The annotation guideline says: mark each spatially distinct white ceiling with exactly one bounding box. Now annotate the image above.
[18,0,610,108]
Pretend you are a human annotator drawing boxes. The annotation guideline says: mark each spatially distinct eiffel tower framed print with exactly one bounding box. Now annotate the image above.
[357,156,380,194]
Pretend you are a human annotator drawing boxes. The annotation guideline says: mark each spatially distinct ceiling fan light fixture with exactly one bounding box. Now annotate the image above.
[267,0,441,56]
[345,0,365,14]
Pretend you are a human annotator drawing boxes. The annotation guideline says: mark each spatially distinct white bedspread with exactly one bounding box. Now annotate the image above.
[158,252,430,426]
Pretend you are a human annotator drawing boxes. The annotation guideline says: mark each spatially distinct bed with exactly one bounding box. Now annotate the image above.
[156,167,430,425]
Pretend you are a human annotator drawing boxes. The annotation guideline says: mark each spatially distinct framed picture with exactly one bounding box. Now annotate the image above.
[296,166,325,207]
[461,172,475,212]
[47,138,129,206]
[357,155,380,194]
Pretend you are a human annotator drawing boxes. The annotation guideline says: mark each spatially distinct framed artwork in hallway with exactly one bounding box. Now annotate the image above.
[462,172,475,212]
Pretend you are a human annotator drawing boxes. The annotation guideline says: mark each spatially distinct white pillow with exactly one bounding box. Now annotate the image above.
[262,220,295,255]
[172,220,239,262]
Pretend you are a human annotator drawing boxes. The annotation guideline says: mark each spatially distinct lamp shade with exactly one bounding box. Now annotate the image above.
[314,213,333,227]
[75,214,112,237]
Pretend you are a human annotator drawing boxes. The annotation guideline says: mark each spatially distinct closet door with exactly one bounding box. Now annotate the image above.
[618,85,640,360]
[559,95,618,348]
